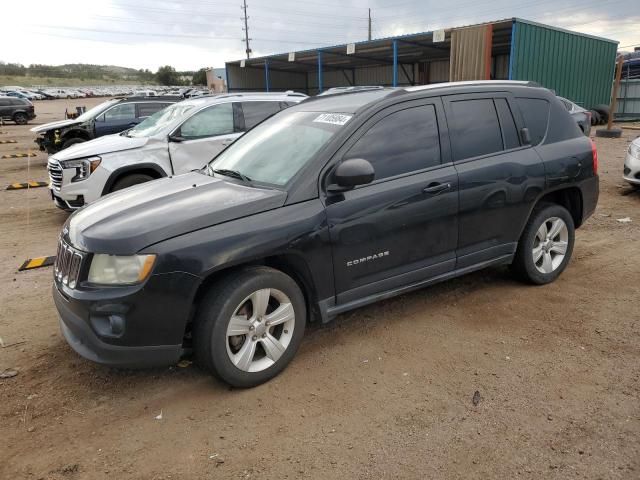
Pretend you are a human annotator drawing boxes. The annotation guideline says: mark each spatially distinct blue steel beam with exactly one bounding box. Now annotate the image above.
[317,50,323,93]
[265,59,270,92]
[393,40,398,87]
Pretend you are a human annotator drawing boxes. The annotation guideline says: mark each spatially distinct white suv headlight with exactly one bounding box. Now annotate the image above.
[88,254,156,285]
[629,142,640,160]
[61,156,101,183]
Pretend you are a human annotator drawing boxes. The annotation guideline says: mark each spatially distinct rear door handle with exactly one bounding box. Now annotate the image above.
[423,182,451,194]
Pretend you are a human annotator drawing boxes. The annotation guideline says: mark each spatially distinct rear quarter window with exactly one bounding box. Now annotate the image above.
[515,97,550,145]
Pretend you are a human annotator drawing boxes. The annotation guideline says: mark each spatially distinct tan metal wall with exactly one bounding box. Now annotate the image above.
[428,60,450,83]
[449,24,493,81]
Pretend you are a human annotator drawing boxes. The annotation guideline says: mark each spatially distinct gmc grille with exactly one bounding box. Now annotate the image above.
[54,238,86,289]
[48,158,63,191]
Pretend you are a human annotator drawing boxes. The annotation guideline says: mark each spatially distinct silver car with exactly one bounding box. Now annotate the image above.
[624,137,640,187]
[47,92,306,210]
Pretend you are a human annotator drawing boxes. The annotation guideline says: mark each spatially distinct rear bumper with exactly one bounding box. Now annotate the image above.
[580,175,599,224]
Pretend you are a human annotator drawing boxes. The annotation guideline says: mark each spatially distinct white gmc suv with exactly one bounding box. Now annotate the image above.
[47,92,306,210]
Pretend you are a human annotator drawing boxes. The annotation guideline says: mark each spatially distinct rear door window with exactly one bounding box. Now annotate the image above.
[345,104,442,181]
[448,98,503,161]
[515,97,550,145]
[240,101,282,130]
[137,102,168,118]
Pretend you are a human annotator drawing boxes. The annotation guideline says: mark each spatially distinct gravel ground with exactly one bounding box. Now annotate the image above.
[0,99,638,480]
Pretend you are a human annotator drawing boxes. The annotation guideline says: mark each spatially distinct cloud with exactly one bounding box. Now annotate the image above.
[3,0,638,71]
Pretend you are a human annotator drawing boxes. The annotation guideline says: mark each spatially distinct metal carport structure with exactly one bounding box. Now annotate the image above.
[225,18,618,108]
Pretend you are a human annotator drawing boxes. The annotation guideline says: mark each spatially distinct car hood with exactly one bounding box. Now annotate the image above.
[30,119,82,133]
[52,134,149,161]
[67,172,287,254]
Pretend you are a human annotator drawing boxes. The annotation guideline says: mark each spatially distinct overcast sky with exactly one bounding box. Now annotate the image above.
[3,0,639,71]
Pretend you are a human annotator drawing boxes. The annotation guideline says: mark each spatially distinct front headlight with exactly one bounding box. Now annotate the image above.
[629,143,640,160]
[88,254,156,285]
[61,156,101,183]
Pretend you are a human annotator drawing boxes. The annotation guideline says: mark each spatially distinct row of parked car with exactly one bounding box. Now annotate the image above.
[41,81,604,388]
[1,85,212,101]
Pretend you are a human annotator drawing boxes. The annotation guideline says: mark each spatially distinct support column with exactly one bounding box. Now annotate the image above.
[393,40,398,87]
[317,50,323,93]
[264,60,270,92]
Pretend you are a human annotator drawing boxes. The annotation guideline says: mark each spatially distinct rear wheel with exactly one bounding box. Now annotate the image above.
[13,112,28,125]
[194,266,306,387]
[512,203,575,285]
[110,173,153,192]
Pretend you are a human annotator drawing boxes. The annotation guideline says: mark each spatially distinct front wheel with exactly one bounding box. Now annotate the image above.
[194,267,306,387]
[512,203,575,285]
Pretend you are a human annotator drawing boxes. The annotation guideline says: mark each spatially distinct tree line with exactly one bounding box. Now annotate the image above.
[0,62,208,86]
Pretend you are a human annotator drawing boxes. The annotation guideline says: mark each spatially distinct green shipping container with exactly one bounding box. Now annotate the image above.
[510,18,618,108]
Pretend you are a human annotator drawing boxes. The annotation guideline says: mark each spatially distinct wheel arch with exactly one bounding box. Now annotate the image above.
[102,163,168,195]
[62,129,92,141]
[522,186,583,240]
[184,254,320,347]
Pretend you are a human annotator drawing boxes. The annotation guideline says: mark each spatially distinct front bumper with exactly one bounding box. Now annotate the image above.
[35,135,55,153]
[624,151,640,186]
[53,270,201,368]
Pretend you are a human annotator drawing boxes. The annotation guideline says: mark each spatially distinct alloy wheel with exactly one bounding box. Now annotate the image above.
[225,288,295,373]
[532,217,569,274]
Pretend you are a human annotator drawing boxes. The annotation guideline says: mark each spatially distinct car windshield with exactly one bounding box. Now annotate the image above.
[127,103,195,138]
[76,100,119,122]
[208,110,349,186]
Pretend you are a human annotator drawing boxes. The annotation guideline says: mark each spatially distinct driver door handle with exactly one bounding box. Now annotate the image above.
[423,182,451,194]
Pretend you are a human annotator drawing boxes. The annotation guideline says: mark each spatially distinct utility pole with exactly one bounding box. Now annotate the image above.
[368,8,372,41]
[241,0,252,59]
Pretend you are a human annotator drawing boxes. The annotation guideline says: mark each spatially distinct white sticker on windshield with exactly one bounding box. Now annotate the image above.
[313,113,352,126]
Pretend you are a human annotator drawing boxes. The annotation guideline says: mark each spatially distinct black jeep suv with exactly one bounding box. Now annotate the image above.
[0,97,36,124]
[31,96,177,153]
[53,81,599,387]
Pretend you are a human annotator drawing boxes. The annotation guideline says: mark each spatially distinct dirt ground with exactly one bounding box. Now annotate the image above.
[0,98,638,480]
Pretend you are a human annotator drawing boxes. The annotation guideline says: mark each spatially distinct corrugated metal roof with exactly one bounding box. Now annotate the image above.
[227,17,617,66]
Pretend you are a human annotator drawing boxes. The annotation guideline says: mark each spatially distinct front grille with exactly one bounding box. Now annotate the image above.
[54,238,87,289]
[48,158,63,190]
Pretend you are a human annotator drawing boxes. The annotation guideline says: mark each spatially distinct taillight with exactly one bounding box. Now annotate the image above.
[589,138,598,175]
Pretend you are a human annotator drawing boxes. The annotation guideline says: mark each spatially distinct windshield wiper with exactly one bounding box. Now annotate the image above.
[212,168,252,183]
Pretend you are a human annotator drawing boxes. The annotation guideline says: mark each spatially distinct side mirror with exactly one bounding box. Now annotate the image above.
[520,127,531,145]
[168,134,185,143]
[329,158,375,192]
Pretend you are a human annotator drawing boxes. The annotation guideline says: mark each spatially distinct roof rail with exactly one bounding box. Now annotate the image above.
[404,80,542,92]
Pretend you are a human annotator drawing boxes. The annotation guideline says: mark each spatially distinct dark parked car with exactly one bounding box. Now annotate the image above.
[31,96,177,153]
[0,97,36,124]
[53,81,598,387]
[558,96,591,136]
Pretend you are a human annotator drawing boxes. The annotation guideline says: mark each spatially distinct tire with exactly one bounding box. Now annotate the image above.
[590,111,601,126]
[511,203,575,285]
[62,137,85,150]
[194,266,307,388]
[593,104,610,124]
[110,173,153,192]
[13,112,28,125]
